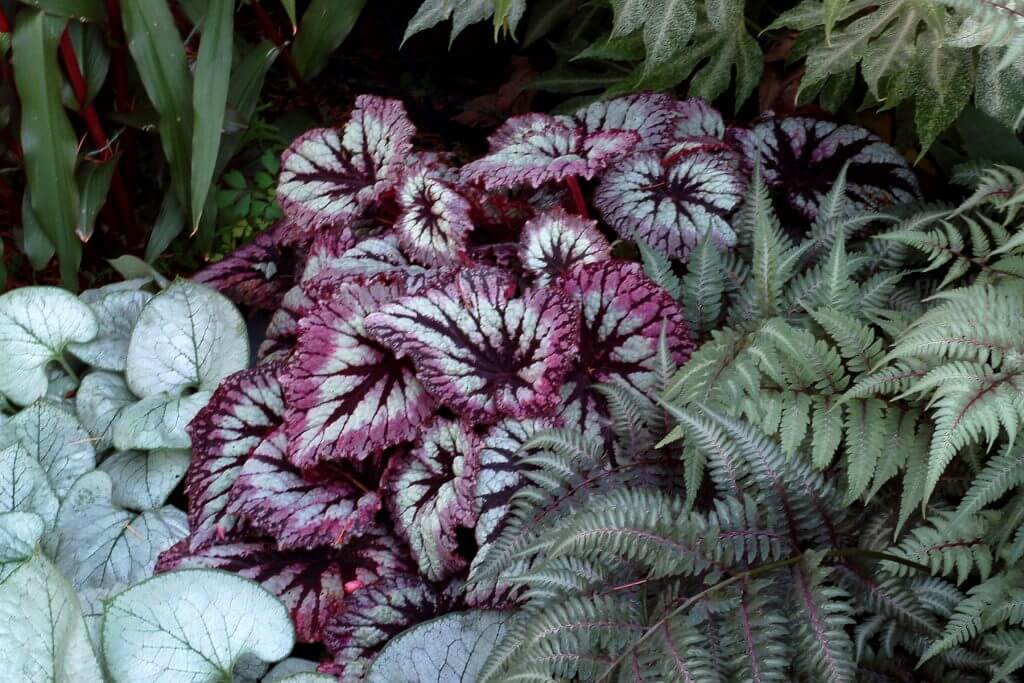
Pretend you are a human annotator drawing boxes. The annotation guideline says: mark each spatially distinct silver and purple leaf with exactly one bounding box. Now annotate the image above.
[259,286,316,363]
[395,165,474,267]
[574,92,685,152]
[518,208,611,286]
[673,97,726,139]
[193,220,297,310]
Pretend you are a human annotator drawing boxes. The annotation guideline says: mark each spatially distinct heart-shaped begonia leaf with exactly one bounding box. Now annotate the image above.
[112,391,213,450]
[0,444,59,532]
[728,116,919,220]
[0,287,98,406]
[573,92,684,152]
[227,427,382,550]
[125,280,248,398]
[54,471,187,601]
[382,418,481,582]
[67,289,152,372]
[366,610,510,683]
[259,286,317,364]
[303,236,426,298]
[461,113,639,190]
[0,513,105,681]
[322,575,440,681]
[365,267,580,422]
[0,400,95,498]
[673,97,726,139]
[594,149,745,259]
[186,364,285,551]
[98,449,190,511]
[102,569,295,683]
[193,220,296,310]
[277,95,414,231]
[395,164,474,267]
[518,208,611,286]
[75,370,137,453]
[157,527,415,643]
[283,281,435,468]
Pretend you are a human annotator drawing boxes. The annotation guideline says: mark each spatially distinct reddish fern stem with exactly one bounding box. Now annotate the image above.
[565,176,590,218]
[249,0,305,86]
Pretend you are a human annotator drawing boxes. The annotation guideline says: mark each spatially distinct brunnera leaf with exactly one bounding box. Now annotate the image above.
[76,370,136,453]
[728,116,919,220]
[102,568,295,683]
[461,114,639,190]
[185,363,285,551]
[395,164,474,267]
[0,444,59,533]
[98,448,191,511]
[283,280,435,468]
[157,527,415,643]
[594,149,745,259]
[112,390,214,451]
[321,575,441,682]
[277,95,415,231]
[227,427,382,550]
[67,289,153,372]
[518,208,612,286]
[0,286,98,407]
[0,400,95,499]
[125,280,249,398]
[365,267,580,422]
[193,220,297,310]
[382,417,481,582]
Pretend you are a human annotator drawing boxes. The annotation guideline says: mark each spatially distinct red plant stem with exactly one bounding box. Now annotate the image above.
[0,7,13,84]
[249,0,305,86]
[0,5,11,32]
[565,176,590,218]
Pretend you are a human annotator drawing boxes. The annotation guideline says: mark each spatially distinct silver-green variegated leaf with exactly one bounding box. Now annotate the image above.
[54,471,187,601]
[264,658,325,682]
[76,370,137,453]
[125,281,248,398]
[98,449,190,511]
[68,289,153,372]
[102,569,295,683]
[79,278,153,304]
[0,400,95,498]
[366,610,511,682]
[112,391,214,450]
[404,0,525,45]
[0,444,59,533]
[0,287,98,406]
[0,512,105,681]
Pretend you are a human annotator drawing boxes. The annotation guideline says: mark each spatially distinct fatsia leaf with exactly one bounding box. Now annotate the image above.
[0,287,98,406]
[461,113,639,190]
[610,0,697,75]
[0,400,95,498]
[403,0,521,45]
[98,449,191,511]
[75,370,136,452]
[186,364,285,550]
[382,417,481,581]
[729,116,918,220]
[283,280,435,468]
[193,220,297,310]
[366,267,580,422]
[158,528,415,643]
[67,289,152,372]
[594,149,744,258]
[102,569,295,683]
[395,164,475,267]
[227,427,382,549]
[278,95,415,231]
[366,610,511,682]
[125,281,248,398]
[0,444,59,532]
[0,514,104,681]
[518,208,612,286]
[112,391,214,450]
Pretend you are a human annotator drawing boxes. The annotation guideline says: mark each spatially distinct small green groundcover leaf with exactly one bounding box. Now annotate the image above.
[102,568,295,683]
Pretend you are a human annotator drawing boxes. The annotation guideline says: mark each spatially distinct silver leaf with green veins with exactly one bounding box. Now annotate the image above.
[112,391,213,450]
[76,370,137,453]
[98,449,190,510]
[0,400,95,498]
[0,444,59,532]
[68,289,153,372]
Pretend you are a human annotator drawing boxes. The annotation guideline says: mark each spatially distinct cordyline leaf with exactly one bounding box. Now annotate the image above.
[366,610,511,683]
[395,164,474,266]
[383,418,481,581]
[193,220,297,310]
[594,149,745,259]
[0,400,95,499]
[102,569,295,683]
[321,575,441,681]
[112,390,214,450]
[158,527,415,643]
[98,449,191,511]
[729,116,919,220]
[0,444,59,533]
[518,208,611,286]
[283,280,435,468]
[68,289,152,372]
[125,281,249,398]
[186,364,285,550]
[365,267,580,422]
[0,514,104,681]
[0,287,97,406]
[228,427,382,549]
[573,92,689,152]
[278,95,415,231]
[461,113,639,190]
[75,370,136,453]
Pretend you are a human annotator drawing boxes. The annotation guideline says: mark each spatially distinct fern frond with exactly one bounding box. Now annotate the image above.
[682,232,726,338]
[952,442,1024,524]
[790,551,856,683]
[884,510,994,584]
